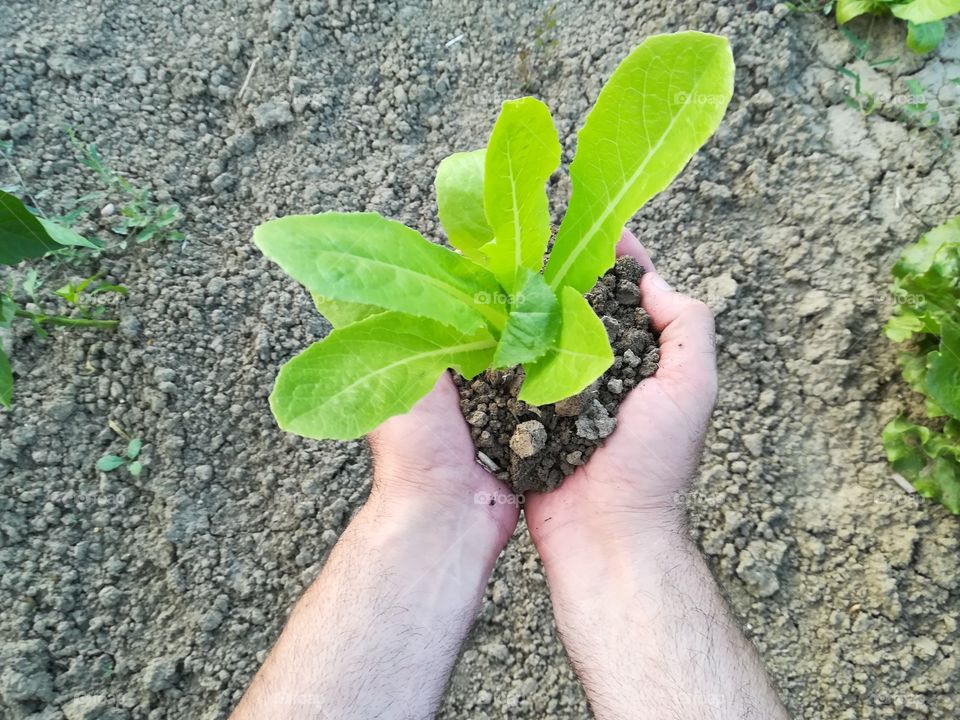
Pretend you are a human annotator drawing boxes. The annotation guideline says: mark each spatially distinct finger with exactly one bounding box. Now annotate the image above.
[639,272,718,404]
[615,227,655,273]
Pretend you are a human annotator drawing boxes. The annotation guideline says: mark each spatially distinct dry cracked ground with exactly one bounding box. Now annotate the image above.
[1,1,958,719]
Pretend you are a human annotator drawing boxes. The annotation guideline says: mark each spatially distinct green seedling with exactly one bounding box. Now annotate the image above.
[67,128,184,247]
[883,217,960,514]
[0,190,124,408]
[97,438,143,477]
[254,32,734,441]
[836,0,960,53]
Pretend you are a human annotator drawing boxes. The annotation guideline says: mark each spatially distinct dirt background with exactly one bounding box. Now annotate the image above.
[1,1,959,718]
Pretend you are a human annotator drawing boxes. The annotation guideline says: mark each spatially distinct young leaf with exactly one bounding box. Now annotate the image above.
[0,293,15,328]
[917,457,960,514]
[37,218,102,249]
[885,310,924,342]
[883,415,930,477]
[128,461,143,477]
[890,0,960,23]
[0,190,58,265]
[0,347,11,409]
[926,320,960,418]
[310,292,383,328]
[435,149,494,263]
[254,212,507,333]
[97,455,126,472]
[271,312,497,440]
[835,0,876,23]
[482,97,561,292]
[518,286,613,406]
[906,20,945,54]
[21,269,39,301]
[543,32,735,293]
[492,269,561,368]
[126,438,143,460]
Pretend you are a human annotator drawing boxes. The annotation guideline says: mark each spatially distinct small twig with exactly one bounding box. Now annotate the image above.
[238,56,261,101]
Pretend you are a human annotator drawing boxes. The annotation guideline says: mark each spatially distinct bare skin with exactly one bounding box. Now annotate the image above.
[525,231,789,719]
[231,230,789,720]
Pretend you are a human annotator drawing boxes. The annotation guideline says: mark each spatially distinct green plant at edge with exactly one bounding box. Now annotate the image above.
[0,190,125,408]
[97,438,143,477]
[836,0,960,54]
[883,217,960,514]
[253,32,735,441]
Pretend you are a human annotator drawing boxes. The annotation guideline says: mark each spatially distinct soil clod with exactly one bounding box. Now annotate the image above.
[456,256,659,493]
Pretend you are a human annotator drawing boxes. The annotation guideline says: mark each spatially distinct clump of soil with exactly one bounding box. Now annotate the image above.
[455,256,659,494]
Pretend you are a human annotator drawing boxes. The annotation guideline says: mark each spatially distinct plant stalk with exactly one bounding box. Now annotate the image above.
[14,309,118,330]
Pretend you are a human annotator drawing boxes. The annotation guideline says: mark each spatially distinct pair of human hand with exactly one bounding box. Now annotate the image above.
[367,228,718,560]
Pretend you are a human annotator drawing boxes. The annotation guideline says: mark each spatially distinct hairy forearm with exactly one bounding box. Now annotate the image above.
[231,492,508,720]
[537,518,788,720]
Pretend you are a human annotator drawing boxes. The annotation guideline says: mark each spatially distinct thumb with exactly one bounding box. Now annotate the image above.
[639,270,718,408]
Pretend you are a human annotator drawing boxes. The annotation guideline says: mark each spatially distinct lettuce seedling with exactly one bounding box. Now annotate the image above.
[883,217,960,514]
[255,32,734,441]
[836,0,960,53]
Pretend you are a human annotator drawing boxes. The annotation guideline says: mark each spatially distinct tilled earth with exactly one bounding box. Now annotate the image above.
[1,1,959,718]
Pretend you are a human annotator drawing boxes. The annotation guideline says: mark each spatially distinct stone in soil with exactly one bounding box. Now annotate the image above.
[455,256,659,494]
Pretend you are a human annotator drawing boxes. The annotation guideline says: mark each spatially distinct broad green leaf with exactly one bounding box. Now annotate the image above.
[0,190,58,265]
[492,269,561,368]
[97,455,126,472]
[435,149,494,264]
[38,218,101,249]
[0,347,11,409]
[310,292,383,328]
[836,0,877,23]
[926,320,960,418]
[891,0,960,23]
[518,286,613,405]
[543,32,735,293]
[254,212,507,333]
[906,20,946,53]
[271,312,496,440]
[482,98,561,292]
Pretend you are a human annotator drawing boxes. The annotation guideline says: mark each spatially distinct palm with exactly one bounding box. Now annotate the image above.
[525,230,717,547]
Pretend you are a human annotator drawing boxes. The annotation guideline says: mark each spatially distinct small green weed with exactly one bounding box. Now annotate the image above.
[67,128,184,247]
[97,438,144,478]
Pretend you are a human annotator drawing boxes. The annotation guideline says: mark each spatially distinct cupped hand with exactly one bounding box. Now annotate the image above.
[525,228,718,560]
[367,373,519,544]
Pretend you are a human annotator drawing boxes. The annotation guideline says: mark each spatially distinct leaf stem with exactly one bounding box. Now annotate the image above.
[14,309,118,329]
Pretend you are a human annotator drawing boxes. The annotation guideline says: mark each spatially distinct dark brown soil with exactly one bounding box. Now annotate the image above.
[455,256,659,494]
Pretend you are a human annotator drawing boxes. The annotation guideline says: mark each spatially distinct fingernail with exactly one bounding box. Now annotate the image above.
[648,273,672,292]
